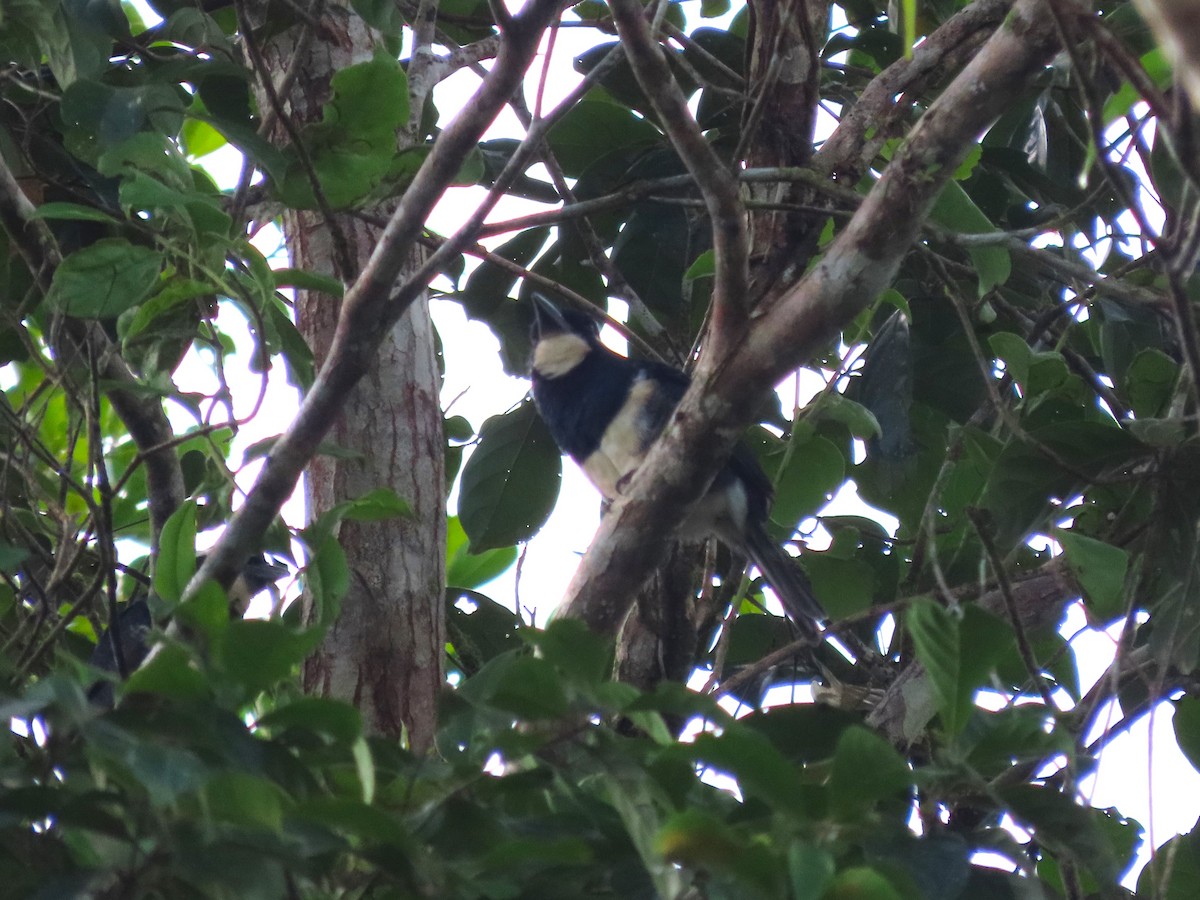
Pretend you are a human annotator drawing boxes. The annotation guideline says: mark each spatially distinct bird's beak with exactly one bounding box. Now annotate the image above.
[532,293,569,337]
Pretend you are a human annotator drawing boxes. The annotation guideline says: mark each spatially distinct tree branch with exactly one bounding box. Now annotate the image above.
[814,0,1015,182]
[607,0,749,348]
[557,0,1067,636]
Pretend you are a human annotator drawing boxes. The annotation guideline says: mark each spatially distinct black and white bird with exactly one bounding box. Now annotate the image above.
[528,295,825,634]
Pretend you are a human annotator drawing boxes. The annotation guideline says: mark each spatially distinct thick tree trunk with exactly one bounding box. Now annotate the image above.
[254,3,445,749]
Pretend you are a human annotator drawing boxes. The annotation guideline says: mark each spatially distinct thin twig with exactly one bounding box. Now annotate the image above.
[967,508,1058,710]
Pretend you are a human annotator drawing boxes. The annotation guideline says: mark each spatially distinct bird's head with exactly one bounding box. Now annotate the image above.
[530,294,602,379]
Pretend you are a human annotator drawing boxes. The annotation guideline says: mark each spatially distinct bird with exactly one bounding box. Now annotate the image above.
[528,294,825,634]
[88,554,289,706]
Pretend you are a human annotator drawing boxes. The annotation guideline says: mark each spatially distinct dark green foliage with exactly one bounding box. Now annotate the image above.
[3,0,1199,897]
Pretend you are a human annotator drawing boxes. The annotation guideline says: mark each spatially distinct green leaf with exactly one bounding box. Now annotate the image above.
[789,844,836,900]
[61,80,184,152]
[272,267,345,297]
[824,867,904,900]
[546,95,661,178]
[830,725,911,815]
[446,516,517,589]
[655,808,741,868]
[243,435,364,464]
[963,705,1068,776]
[256,697,363,745]
[930,180,1011,295]
[218,619,323,695]
[267,298,315,390]
[1174,696,1200,774]
[352,736,375,804]
[85,721,209,807]
[685,724,807,812]
[292,797,410,847]
[47,238,163,318]
[203,771,285,831]
[526,618,612,685]
[175,579,230,640]
[302,532,350,626]
[999,785,1121,886]
[123,644,208,700]
[1123,347,1178,418]
[979,421,1146,551]
[181,116,227,158]
[907,600,1010,736]
[458,400,562,551]
[1126,416,1187,448]
[0,541,30,575]
[311,488,411,535]
[1137,825,1200,899]
[684,249,715,282]
[155,501,197,606]
[813,393,881,439]
[459,228,549,320]
[334,487,412,523]
[741,704,862,766]
[277,54,410,208]
[447,589,524,673]
[802,553,875,619]
[869,834,972,900]
[460,653,570,719]
[30,202,118,225]
[120,277,213,342]
[1054,529,1129,622]
[765,432,845,534]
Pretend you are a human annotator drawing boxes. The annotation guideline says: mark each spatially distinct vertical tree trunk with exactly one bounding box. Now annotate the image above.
[253,4,445,750]
[745,0,832,299]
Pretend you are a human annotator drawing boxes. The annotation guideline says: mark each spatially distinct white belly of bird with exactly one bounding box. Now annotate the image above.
[581,379,658,498]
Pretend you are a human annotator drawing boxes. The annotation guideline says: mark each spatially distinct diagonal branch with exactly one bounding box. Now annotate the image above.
[557,0,1069,636]
[814,0,1015,182]
[606,0,749,350]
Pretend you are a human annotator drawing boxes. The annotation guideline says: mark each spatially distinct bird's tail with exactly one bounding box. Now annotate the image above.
[739,525,825,636]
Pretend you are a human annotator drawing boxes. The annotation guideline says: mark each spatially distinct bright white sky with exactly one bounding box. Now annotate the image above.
[35,0,1200,885]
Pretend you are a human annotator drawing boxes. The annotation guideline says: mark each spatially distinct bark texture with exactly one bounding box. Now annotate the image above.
[255,3,445,749]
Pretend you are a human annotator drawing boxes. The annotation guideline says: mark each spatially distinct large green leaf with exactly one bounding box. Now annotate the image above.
[546,94,662,178]
[458,652,570,719]
[907,600,1011,736]
[764,431,845,535]
[1137,825,1200,899]
[217,619,324,695]
[61,80,185,154]
[999,785,1124,887]
[930,180,1011,295]
[1174,696,1200,775]
[979,421,1146,552]
[446,516,517,590]
[154,501,197,606]
[830,725,911,815]
[47,238,163,318]
[277,54,410,208]
[458,401,562,551]
[1054,528,1129,622]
